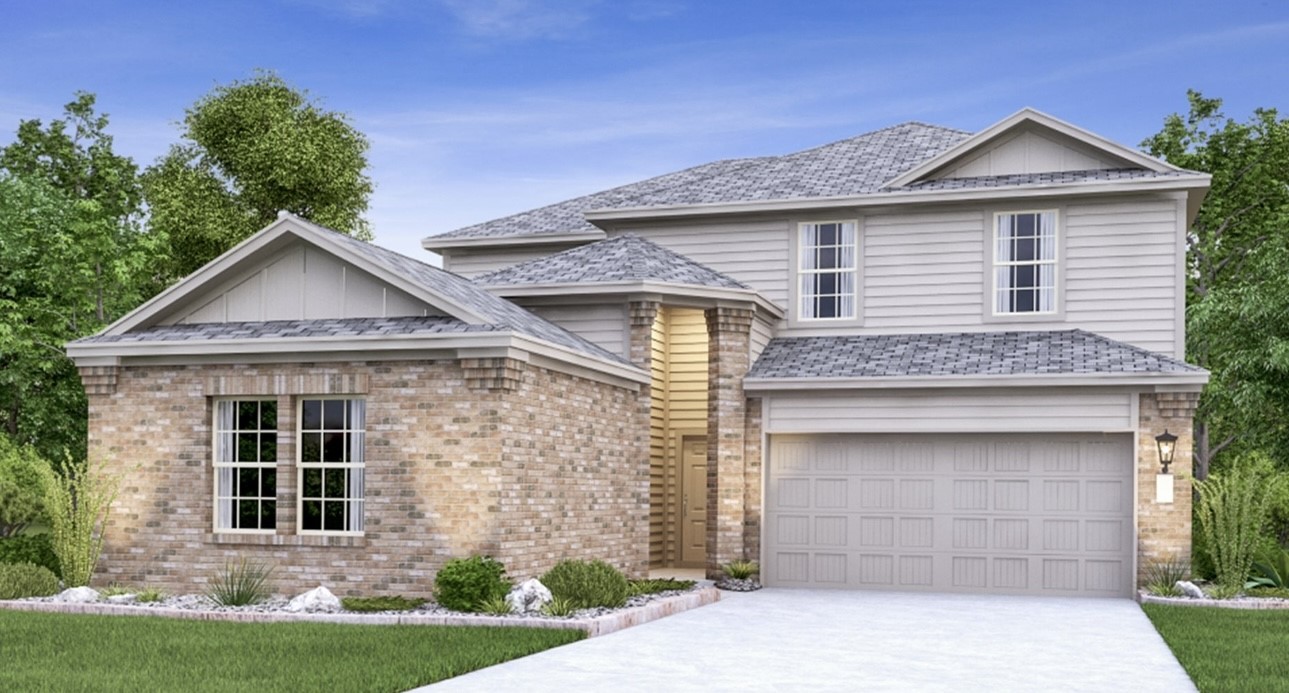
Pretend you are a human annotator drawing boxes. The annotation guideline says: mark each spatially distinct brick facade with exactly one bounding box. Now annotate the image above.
[85,359,647,597]
[704,306,753,577]
[1136,390,1199,583]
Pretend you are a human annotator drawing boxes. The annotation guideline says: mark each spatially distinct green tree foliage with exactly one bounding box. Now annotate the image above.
[0,437,49,537]
[145,71,374,279]
[1142,91,1289,478]
[0,95,163,462]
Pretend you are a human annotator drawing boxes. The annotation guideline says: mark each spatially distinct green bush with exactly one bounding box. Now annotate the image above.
[136,587,166,603]
[542,596,578,617]
[722,560,759,580]
[1195,454,1283,589]
[627,578,695,597]
[540,559,628,609]
[0,533,60,578]
[1142,556,1190,597]
[39,456,122,587]
[0,437,50,537]
[207,558,273,606]
[0,562,60,599]
[434,556,510,613]
[340,595,426,612]
[476,595,513,615]
[1248,546,1289,589]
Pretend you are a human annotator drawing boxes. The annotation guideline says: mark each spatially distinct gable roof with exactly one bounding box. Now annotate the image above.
[745,329,1207,388]
[80,213,633,368]
[474,234,749,290]
[423,122,969,247]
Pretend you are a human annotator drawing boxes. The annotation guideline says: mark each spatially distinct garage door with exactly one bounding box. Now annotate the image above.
[764,434,1134,597]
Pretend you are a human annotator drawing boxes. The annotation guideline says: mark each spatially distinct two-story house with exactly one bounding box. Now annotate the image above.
[70,109,1209,599]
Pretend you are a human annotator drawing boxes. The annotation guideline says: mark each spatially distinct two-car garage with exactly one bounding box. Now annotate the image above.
[762,433,1136,597]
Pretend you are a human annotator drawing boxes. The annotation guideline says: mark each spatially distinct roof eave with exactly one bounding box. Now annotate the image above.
[742,371,1210,392]
[422,230,606,252]
[483,280,785,320]
[582,175,1213,224]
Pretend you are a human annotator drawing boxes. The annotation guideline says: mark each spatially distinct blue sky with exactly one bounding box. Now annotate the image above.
[2,0,1287,260]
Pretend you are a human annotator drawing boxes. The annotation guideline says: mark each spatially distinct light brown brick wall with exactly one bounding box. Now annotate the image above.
[1136,391,1199,584]
[705,306,753,577]
[86,359,647,598]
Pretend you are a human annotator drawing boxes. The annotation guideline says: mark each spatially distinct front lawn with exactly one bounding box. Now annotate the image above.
[0,610,582,692]
[1143,604,1289,692]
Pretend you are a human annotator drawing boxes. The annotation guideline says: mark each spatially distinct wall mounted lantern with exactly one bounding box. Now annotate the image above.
[1156,430,1178,474]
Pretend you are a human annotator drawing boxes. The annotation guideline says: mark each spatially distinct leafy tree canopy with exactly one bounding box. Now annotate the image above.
[1143,91,1289,477]
[145,71,374,279]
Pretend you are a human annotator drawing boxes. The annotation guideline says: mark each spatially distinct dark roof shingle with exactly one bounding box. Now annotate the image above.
[80,316,496,343]
[474,234,749,289]
[747,330,1204,379]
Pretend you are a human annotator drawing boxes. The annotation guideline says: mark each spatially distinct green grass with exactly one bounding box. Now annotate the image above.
[340,595,427,612]
[1143,604,1289,692]
[0,610,583,692]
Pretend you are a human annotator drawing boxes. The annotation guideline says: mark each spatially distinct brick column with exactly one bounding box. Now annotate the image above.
[628,300,661,567]
[743,396,763,564]
[1137,390,1200,585]
[627,301,660,371]
[78,365,119,395]
[705,306,753,578]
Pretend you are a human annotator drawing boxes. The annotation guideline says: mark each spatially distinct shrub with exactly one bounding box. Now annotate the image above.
[1142,556,1190,597]
[0,562,60,599]
[1206,583,1242,600]
[477,595,514,615]
[136,588,166,603]
[722,560,759,580]
[39,455,122,587]
[628,578,695,597]
[1194,454,1283,589]
[540,559,628,609]
[0,533,60,578]
[340,595,426,612]
[0,437,50,537]
[542,596,578,617]
[100,583,133,597]
[207,558,273,606]
[434,556,510,613]
[1248,547,1289,589]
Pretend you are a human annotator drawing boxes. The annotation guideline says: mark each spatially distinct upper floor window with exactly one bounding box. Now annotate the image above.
[214,400,278,532]
[799,221,857,320]
[993,211,1057,315]
[299,398,366,534]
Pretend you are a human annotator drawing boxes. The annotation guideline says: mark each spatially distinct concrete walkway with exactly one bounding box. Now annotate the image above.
[422,589,1194,693]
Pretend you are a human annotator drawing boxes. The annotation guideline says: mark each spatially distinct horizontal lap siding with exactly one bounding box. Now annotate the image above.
[444,246,579,279]
[765,389,1134,433]
[523,303,628,359]
[861,211,985,330]
[613,221,791,307]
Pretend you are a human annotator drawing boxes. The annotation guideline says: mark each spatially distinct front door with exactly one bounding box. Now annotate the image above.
[681,437,708,565]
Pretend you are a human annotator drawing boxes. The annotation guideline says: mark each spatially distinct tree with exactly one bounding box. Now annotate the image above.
[0,95,161,462]
[1142,91,1289,478]
[145,71,374,279]
[0,436,49,537]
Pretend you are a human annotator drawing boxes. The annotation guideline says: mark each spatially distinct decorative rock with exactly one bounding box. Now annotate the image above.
[54,587,100,603]
[505,579,552,614]
[285,586,341,613]
[715,578,762,592]
[106,594,137,604]
[1176,580,1205,599]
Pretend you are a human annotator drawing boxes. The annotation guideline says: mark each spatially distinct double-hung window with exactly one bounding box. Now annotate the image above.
[213,400,278,532]
[799,221,858,320]
[993,211,1057,314]
[298,398,366,534]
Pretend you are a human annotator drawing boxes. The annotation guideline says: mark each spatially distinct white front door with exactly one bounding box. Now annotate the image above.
[681,438,707,565]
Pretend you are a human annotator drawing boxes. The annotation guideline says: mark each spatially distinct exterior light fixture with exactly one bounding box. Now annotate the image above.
[1155,430,1178,474]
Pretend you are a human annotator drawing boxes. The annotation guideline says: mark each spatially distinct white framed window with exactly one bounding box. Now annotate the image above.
[213,400,278,532]
[993,211,1057,315]
[799,221,858,320]
[298,398,365,535]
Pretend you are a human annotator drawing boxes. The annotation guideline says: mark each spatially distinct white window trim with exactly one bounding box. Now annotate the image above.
[990,209,1060,318]
[212,398,278,535]
[296,396,366,537]
[796,220,859,322]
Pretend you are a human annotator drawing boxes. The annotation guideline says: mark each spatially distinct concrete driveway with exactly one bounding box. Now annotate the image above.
[423,589,1194,693]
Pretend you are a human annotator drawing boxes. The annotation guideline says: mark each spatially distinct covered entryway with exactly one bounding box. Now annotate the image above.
[763,433,1135,597]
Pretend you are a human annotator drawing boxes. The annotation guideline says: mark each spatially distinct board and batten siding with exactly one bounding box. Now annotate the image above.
[763,389,1135,434]
[520,302,628,359]
[609,220,791,307]
[784,193,1184,357]
[160,242,437,325]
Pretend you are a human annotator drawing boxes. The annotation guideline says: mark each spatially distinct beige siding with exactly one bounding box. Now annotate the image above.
[611,220,791,307]
[161,242,437,325]
[522,302,628,359]
[649,310,668,566]
[444,245,583,279]
[764,389,1135,433]
[861,209,986,330]
[750,312,775,364]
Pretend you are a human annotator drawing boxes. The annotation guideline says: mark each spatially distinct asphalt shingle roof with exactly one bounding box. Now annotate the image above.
[80,316,497,343]
[746,330,1204,380]
[474,234,749,289]
[888,168,1186,192]
[428,122,970,242]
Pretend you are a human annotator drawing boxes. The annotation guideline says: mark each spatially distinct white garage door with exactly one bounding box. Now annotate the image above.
[764,434,1135,597]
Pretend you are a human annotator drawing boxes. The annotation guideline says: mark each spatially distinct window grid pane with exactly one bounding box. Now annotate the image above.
[800,222,858,320]
[994,212,1056,314]
[214,400,278,531]
[298,398,366,533]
